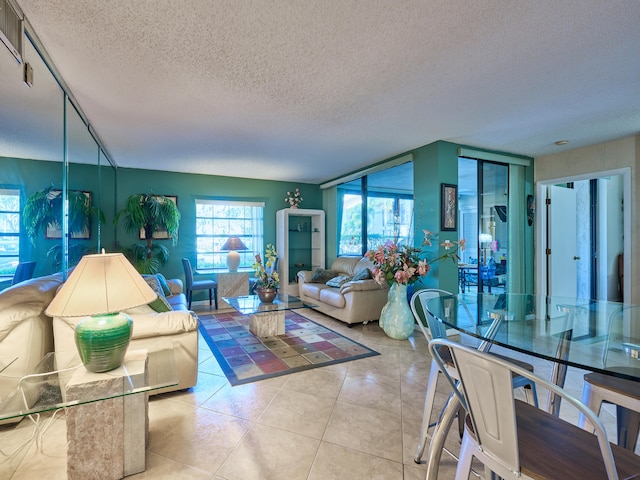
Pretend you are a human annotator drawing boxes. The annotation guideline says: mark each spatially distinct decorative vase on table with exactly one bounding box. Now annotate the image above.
[256,286,277,304]
[379,282,414,340]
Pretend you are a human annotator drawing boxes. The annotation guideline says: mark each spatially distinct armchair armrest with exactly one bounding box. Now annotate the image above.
[297,271,313,283]
[340,279,388,294]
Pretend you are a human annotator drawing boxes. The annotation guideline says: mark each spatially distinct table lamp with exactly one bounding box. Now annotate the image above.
[45,250,157,373]
[221,236,248,272]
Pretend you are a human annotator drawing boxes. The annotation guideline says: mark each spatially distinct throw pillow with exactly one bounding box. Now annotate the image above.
[352,268,372,281]
[311,268,339,283]
[326,275,353,288]
[154,273,172,297]
[143,276,173,313]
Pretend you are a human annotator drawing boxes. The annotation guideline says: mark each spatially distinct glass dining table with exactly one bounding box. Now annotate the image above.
[423,292,640,479]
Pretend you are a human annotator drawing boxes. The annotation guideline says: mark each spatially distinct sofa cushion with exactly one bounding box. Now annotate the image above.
[329,257,361,276]
[319,287,346,308]
[352,267,371,281]
[310,268,339,283]
[154,273,172,296]
[168,293,188,311]
[0,273,64,342]
[299,282,330,301]
[354,257,374,277]
[326,275,353,288]
[143,276,173,313]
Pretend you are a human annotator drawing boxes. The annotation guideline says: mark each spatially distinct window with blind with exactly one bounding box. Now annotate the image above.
[0,188,20,277]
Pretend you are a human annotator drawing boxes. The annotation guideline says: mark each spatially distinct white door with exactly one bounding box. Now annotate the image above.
[548,185,578,298]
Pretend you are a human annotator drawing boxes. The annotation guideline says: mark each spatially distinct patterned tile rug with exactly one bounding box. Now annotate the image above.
[198,310,379,386]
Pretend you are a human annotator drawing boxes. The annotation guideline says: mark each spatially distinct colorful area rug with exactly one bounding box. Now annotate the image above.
[198,310,379,386]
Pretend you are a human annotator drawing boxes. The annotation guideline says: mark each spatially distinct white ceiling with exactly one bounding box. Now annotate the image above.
[10,0,640,184]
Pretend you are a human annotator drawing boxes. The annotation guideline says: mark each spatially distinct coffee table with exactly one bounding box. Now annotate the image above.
[223,293,317,337]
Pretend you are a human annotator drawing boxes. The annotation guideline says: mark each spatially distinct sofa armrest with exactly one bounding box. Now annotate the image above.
[340,279,388,294]
[297,271,313,283]
[166,278,183,295]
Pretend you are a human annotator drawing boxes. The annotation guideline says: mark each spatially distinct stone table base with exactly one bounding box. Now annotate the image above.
[65,350,148,480]
[249,310,285,337]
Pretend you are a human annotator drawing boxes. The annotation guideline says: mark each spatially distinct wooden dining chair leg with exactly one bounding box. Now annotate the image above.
[616,407,640,450]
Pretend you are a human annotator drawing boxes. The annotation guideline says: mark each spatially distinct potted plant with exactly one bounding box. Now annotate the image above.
[114,193,180,274]
[252,244,279,303]
[24,186,95,241]
[23,186,103,268]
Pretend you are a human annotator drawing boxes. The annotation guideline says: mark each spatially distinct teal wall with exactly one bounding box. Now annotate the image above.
[0,156,112,282]
[321,140,535,294]
[1,156,322,298]
[4,139,534,297]
[112,167,322,283]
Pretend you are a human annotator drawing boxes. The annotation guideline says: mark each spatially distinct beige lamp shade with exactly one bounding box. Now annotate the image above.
[45,251,157,317]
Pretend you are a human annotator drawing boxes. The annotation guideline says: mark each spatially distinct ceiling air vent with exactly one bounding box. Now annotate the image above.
[0,0,22,63]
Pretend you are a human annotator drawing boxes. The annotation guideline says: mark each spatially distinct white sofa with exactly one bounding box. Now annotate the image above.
[297,256,388,325]
[0,273,60,408]
[0,272,199,406]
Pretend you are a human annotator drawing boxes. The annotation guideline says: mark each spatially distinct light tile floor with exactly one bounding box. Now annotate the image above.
[3,304,636,479]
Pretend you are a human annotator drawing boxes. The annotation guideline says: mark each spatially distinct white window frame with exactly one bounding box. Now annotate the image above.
[0,188,21,278]
[195,199,264,271]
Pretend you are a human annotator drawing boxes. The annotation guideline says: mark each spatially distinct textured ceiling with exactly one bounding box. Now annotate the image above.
[11,0,640,183]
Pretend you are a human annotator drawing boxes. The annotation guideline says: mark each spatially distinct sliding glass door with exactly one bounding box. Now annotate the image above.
[458,158,509,293]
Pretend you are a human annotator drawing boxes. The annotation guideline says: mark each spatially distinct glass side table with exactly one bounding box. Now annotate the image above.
[0,347,178,479]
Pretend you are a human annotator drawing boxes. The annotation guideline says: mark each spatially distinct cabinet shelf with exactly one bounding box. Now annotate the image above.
[277,208,325,296]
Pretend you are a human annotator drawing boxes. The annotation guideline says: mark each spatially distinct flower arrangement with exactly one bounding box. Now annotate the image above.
[285,188,303,208]
[367,230,465,287]
[253,244,279,289]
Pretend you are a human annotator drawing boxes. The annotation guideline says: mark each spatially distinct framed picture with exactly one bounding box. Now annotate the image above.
[139,195,178,240]
[45,190,92,239]
[440,183,457,231]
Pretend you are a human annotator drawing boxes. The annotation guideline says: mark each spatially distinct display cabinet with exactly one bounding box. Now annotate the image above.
[276,208,325,295]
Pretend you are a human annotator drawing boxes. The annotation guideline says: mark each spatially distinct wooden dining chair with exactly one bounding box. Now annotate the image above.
[429,338,640,480]
[410,289,538,464]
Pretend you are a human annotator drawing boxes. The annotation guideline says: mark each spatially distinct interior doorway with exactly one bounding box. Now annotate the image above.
[536,169,630,302]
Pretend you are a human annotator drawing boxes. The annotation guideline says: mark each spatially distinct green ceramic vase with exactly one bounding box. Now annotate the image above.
[74,312,133,373]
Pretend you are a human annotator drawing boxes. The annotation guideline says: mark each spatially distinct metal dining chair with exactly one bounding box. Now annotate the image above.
[182,258,218,309]
[579,305,640,451]
[429,338,640,480]
[410,289,538,464]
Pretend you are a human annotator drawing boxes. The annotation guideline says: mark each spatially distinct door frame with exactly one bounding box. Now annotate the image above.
[535,167,631,302]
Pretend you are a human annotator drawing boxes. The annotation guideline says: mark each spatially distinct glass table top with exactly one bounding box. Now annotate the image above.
[0,347,177,421]
[223,294,317,315]
[425,292,640,381]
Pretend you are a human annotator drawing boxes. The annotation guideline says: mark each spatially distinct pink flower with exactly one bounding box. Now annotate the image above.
[374,269,384,284]
[422,230,432,246]
[417,260,429,276]
[395,270,409,284]
[441,239,455,250]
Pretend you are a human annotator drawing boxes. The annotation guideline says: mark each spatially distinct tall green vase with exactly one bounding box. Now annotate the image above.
[380,282,414,340]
